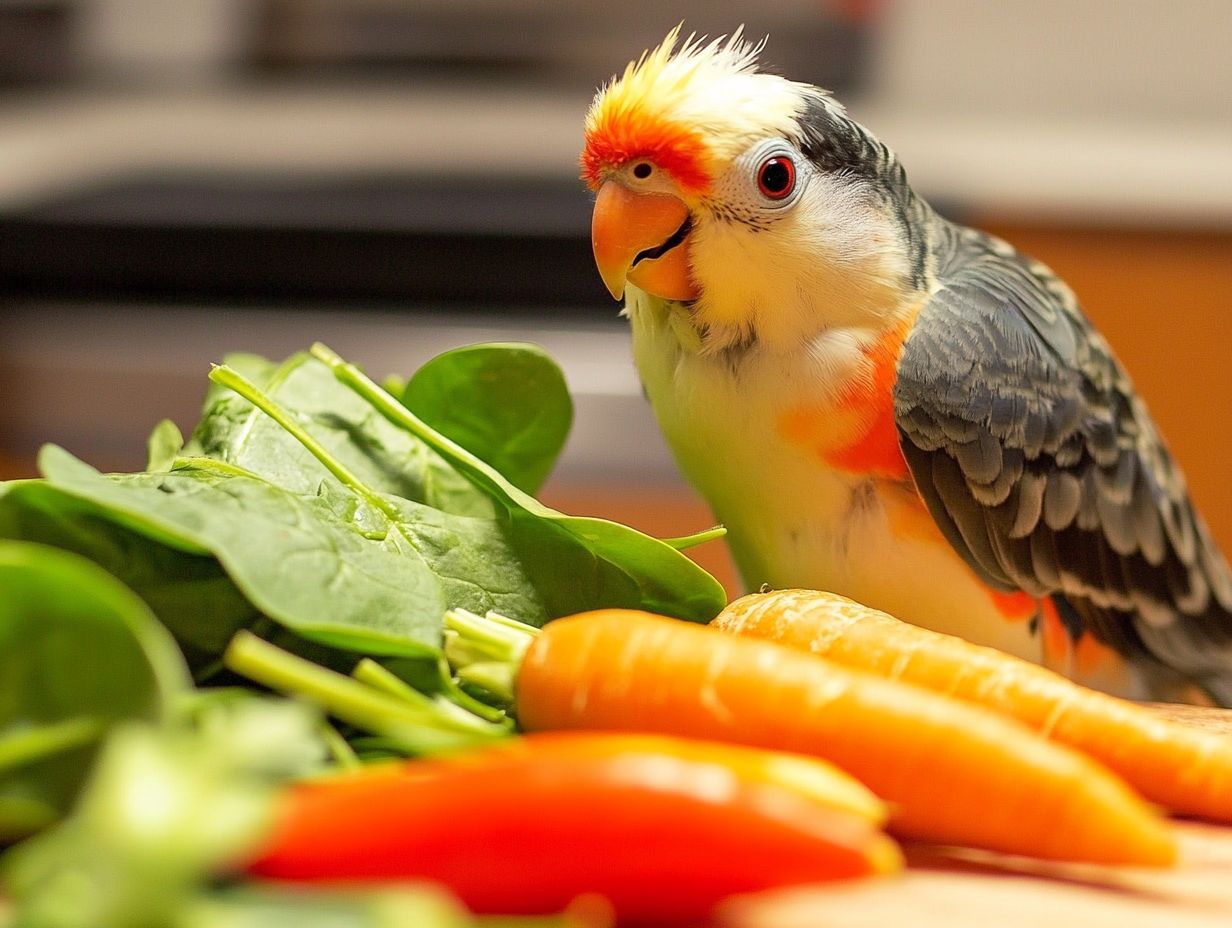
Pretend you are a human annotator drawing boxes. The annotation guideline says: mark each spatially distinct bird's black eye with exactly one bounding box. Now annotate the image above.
[632,162,653,180]
[756,156,796,200]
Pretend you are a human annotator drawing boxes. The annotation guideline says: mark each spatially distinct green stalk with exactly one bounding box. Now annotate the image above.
[442,609,539,707]
[317,722,362,770]
[454,662,518,709]
[353,660,512,731]
[352,658,434,703]
[169,456,265,480]
[0,717,105,776]
[224,632,504,756]
[662,525,727,550]
[308,343,532,506]
[431,656,512,724]
[208,363,400,521]
[443,609,535,666]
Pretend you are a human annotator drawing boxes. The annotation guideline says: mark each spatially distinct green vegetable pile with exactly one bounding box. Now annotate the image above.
[0,342,726,927]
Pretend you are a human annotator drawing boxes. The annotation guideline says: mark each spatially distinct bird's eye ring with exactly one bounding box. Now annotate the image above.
[756,156,796,200]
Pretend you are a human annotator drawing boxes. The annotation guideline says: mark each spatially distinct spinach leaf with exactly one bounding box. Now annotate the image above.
[184,353,491,518]
[401,343,572,496]
[312,344,727,623]
[180,884,482,928]
[146,420,185,473]
[1,697,326,928]
[35,446,545,658]
[0,541,190,840]
[3,340,723,694]
[0,483,259,675]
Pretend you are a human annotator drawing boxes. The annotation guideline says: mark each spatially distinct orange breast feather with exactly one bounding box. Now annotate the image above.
[778,313,919,483]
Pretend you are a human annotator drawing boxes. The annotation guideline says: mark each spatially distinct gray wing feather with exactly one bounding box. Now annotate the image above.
[894,224,1232,699]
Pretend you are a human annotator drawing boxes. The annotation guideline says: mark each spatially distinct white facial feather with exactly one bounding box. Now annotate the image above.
[589,27,921,349]
[689,158,914,351]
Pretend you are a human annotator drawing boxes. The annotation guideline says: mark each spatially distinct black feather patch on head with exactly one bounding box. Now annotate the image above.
[796,96,882,179]
[795,94,929,289]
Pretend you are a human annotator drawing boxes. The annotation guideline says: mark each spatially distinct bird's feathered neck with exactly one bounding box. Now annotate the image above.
[580,26,833,196]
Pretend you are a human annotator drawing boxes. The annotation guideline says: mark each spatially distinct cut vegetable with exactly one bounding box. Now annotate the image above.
[246,731,900,924]
[445,608,1178,866]
[715,588,1232,823]
[456,731,889,825]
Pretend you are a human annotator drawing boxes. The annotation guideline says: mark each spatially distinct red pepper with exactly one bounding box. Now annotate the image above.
[245,732,899,925]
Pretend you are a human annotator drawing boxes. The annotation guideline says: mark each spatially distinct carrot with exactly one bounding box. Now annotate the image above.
[247,731,900,925]
[714,588,1232,824]
[445,608,1178,866]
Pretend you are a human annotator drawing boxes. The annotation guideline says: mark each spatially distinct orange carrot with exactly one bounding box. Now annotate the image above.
[446,608,1177,866]
[714,588,1232,824]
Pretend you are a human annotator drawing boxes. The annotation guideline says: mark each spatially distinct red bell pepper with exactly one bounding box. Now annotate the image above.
[244,732,899,925]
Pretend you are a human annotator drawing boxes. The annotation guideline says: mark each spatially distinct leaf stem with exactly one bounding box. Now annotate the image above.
[317,722,361,770]
[455,662,519,708]
[208,363,399,521]
[170,456,265,480]
[0,717,106,776]
[224,632,504,756]
[353,659,512,731]
[309,343,542,511]
[431,655,512,724]
[442,609,538,707]
[662,525,728,550]
[352,657,428,702]
[444,609,535,666]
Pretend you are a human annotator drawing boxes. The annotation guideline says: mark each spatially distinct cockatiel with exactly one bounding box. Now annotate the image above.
[581,28,1232,705]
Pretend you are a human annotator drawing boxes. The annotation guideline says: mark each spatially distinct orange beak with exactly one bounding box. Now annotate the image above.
[590,181,699,302]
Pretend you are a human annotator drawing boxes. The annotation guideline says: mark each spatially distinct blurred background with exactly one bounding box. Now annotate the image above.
[1,0,1230,594]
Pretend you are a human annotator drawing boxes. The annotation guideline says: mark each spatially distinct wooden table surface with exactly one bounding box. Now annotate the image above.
[727,704,1232,928]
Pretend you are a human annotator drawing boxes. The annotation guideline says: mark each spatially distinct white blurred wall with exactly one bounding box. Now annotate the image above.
[873,0,1232,120]
[77,0,248,79]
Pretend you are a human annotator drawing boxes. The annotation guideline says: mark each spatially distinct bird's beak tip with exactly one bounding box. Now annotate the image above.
[600,272,626,301]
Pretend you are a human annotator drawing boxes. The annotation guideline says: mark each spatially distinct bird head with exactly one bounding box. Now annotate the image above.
[581,27,925,349]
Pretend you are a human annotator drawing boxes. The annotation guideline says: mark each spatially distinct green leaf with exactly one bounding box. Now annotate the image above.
[35,445,545,658]
[177,884,477,928]
[0,541,190,840]
[0,483,260,675]
[312,344,727,623]
[401,343,572,496]
[146,420,185,473]
[1,697,326,928]
[185,353,491,518]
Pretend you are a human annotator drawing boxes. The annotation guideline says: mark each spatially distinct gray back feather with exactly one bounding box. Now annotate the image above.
[894,221,1232,701]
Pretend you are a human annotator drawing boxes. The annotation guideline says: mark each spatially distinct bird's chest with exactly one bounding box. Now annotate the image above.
[627,296,1042,662]
[628,297,910,552]
[629,296,910,507]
